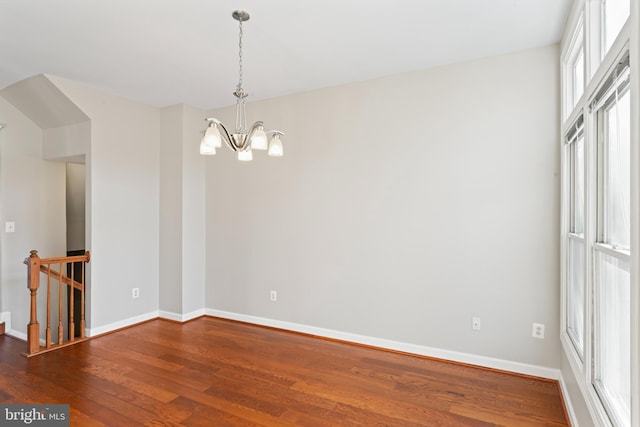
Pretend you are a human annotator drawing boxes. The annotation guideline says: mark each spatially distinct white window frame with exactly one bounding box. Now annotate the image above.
[565,117,586,358]
[591,64,631,426]
[560,0,636,426]
[563,12,585,120]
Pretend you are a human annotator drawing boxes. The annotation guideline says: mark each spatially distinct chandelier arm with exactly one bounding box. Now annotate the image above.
[213,120,238,152]
[246,121,265,144]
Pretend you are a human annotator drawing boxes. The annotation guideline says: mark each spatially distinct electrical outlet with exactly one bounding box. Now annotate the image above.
[270,290,277,302]
[472,317,481,331]
[132,288,140,299]
[532,322,545,339]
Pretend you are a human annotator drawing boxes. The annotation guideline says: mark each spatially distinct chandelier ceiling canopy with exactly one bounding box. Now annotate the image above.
[199,10,284,161]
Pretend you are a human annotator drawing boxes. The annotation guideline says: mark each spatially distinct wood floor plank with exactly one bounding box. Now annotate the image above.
[0,317,569,426]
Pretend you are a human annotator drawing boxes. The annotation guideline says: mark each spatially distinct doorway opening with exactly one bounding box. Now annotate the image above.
[66,162,85,338]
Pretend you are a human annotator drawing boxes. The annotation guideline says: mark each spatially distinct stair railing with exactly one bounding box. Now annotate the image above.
[24,249,91,356]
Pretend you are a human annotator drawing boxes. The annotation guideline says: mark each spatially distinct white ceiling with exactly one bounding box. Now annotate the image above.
[0,0,572,110]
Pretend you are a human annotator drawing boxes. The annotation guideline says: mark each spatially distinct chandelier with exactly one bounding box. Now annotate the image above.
[199,10,284,161]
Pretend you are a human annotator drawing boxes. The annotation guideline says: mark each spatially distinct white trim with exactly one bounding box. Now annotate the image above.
[158,311,183,322]
[0,312,11,333]
[206,309,560,380]
[629,1,639,426]
[562,336,614,426]
[7,329,27,341]
[159,309,206,323]
[562,11,586,120]
[558,370,580,427]
[87,310,159,337]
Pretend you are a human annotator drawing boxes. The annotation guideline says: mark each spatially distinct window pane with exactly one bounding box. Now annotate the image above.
[573,49,584,104]
[567,238,585,354]
[563,21,583,116]
[604,88,630,249]
[594,251,630,426]
[604,0,630,54]
[573,136,585,234]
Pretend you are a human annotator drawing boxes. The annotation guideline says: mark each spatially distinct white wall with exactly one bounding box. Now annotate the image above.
[0,96,66,335]
[206,44,562,369]
[47,76,160,331]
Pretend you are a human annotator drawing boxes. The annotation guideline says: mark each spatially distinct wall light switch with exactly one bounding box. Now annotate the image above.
[5,222,15,233]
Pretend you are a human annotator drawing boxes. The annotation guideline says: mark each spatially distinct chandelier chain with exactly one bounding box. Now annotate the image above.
[237,19,243,93]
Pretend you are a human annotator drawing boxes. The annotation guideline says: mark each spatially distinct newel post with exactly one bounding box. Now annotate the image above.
[26,250,41,355]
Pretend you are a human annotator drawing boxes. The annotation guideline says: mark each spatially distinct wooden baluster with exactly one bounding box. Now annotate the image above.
[24,250,91,356]
[45,266,51,348]
[26,250,41,355]
[57,262,63,344]
[69,261,75,342]
[80,257,86,339]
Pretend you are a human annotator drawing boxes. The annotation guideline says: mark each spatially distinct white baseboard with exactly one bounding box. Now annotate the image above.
[87,310,159,337]
[159,309,206,323]
[557,371,579,427]
[0,312,11,333]
[206,309,561,380]
[4,306,563,381]
[4,305,574,417]
[7,330,27,341]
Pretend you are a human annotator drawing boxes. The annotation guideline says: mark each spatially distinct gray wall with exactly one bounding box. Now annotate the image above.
[205,44,562,368]
[159,104,206,319]
[0,96,67,335]
[48,76,160,331]
[180,105,206,316]
[159,105,183,315]
[0,45,564,375]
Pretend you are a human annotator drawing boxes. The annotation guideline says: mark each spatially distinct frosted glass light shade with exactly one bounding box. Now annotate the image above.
[199,136,216,155]
[251,125,268,150]
[268,134,283,157]
[238,148,253,161]
[204,124,222,148]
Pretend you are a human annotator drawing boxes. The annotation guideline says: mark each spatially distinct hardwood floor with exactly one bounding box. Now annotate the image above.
[0,317,569,426]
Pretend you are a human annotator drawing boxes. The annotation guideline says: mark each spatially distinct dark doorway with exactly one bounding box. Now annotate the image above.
[65,162,86,339]
[66,250,85,338]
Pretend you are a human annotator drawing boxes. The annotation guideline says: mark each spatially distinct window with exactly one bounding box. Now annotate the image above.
[569,120,585,236]
[573,49,585,106]
[561,1,633,425]
[566,117,585,356]
[594,251,631,425]
[598,74,631,250]
[603,0,630,55]
[593,68,630,426]
[563,18,585,117]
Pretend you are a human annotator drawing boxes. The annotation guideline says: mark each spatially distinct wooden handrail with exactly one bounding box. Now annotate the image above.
[23,249,90,357]
[38,265,84,290]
